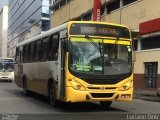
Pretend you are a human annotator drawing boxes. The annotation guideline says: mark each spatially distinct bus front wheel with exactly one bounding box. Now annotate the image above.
[100,101,112,108]
[49,82,58,107]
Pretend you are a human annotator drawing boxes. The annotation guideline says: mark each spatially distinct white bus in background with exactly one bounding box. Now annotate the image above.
[0,58,14,82]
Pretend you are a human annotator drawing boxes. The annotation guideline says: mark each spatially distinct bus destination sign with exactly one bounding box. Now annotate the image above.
[70,23,130,38]
[80,26,117,36]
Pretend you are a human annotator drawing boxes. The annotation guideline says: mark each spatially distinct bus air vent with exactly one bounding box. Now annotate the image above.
[91,93,114,98]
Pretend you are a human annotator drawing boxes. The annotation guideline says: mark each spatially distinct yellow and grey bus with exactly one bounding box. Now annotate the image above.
[14,21,133,107]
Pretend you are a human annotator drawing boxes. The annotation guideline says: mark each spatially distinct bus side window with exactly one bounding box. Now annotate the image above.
[48,33,59,61]
[22,46,25,63]
[30,42,35,62]
[35,40,42,61]
[41,36,50,61]
[15,47,19,63]
[23,44,30,63]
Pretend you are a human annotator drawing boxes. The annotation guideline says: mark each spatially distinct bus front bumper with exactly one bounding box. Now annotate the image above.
[66,86,133,103]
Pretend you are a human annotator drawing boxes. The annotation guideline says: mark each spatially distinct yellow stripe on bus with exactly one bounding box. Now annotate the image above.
[103,40,130,45]
[70,37,130,45]
[70,37,102,43]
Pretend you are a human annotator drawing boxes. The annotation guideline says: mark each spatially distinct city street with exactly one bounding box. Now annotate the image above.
[0,82,160,120]
[1,0,160,120]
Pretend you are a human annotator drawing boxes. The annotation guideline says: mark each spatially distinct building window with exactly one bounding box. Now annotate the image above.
[42,0,49,5]
[52,0,59,4]
[123,0,138,6]
[82,12,92,21]
[54,4,59,11]
[42,20,50,31]
[74,17,81,21]
[101,5,106,16]
[141,35,160,50]
[144,62,158,88]
[107,0,120,14]
[42,6,50,17]
[133,39,138,51]
[60,0,66,7]
[67,0,70,3]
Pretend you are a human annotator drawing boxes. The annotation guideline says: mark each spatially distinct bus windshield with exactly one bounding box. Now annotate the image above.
[69,37,132,76]
[0,60,14,72]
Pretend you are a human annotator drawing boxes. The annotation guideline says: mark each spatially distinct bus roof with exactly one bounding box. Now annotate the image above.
[17,22,67,47]
[17,21,129,48]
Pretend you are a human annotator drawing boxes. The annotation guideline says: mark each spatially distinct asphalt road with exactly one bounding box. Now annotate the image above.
[0,82,160,120]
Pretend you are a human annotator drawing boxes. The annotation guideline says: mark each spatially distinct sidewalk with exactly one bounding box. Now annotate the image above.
[134,90,160,102]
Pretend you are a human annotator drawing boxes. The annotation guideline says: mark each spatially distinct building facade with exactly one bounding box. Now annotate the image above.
[134,18,160,91]
[0,6,8,58]
[8,0,50,57]
[50,0,160,92]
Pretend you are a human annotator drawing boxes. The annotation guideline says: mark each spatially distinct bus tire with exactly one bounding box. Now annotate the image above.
[23,78,30,96]
[49,82,58,107]
[100,101,112,108]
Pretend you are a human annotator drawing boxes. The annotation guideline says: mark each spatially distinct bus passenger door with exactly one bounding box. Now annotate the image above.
[60,38,67,99]
[14,48,20,86]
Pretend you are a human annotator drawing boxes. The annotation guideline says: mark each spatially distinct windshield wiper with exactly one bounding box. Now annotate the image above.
[85,35,103,57]
[115,34,119,44]
[113,35,120,59]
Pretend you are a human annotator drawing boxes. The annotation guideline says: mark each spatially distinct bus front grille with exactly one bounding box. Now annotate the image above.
[83,78,122,85]
[87,87,117,90]
[91,93,114,98]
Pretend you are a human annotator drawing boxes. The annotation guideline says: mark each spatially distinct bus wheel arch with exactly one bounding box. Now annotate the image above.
[48,78,53,97]
[22,75,30,96]
[48,79,59,107]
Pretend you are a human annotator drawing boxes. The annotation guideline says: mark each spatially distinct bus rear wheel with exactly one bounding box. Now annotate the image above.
[100,101,112,108]
[49,82,58,107]
[23,79,30,96]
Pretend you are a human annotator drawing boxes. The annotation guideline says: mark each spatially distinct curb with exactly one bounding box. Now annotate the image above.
[134,95,160,102]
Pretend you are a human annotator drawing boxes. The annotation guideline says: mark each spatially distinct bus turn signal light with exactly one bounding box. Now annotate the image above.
[121,94,131,98]
[119,80,132,91]
[68,78,85,91]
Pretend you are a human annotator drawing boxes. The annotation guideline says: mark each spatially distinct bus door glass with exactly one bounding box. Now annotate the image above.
[60,38,67,98]
[14,48,20,85]
[15,46,23,86]
[19,46,24,86]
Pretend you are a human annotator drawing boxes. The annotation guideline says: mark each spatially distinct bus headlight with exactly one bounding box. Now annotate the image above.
[68,78,85,91]
[119,80,132,91]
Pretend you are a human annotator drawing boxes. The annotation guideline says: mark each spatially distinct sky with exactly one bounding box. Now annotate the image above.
[0,0,8,9]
